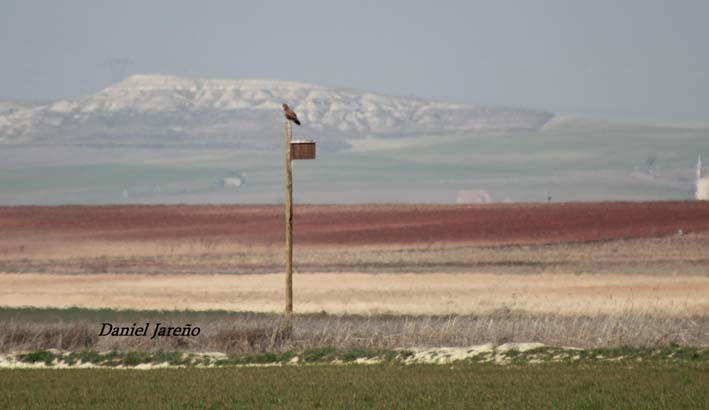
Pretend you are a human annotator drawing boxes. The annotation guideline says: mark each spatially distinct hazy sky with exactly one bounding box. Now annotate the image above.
[2,0,708,122]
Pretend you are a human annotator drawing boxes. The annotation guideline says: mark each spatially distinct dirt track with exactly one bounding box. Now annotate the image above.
[3,201,709,245]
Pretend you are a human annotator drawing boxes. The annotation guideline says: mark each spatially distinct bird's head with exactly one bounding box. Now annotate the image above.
[282,103,289,110]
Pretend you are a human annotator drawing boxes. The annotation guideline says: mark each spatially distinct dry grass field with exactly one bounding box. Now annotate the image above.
[0,202,708,351]
[2,271,708,315]
[2,307,708,353]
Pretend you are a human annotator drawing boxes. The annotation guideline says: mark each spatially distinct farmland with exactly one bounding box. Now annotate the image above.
[1,202,709,319]
[1,202,708,408]
[1,202,708,349]
[2,363,708,410]
[3,202,709,245]
[2,202,709,277]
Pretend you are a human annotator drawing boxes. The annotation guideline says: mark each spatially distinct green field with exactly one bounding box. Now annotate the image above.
[2,120,708,204]
[2,363,708,409]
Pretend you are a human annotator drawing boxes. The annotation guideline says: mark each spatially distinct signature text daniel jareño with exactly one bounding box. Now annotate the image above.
[99,323,200,339]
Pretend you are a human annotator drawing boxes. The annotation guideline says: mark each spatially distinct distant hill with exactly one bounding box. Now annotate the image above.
[0,74,553,149]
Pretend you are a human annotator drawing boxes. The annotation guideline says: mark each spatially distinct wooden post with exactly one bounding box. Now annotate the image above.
[284,121,293,319]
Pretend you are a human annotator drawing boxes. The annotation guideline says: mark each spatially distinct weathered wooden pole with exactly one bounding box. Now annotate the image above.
[284,120,293,318]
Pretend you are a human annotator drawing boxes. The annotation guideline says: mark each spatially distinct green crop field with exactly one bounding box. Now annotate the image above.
[2,363,708,409]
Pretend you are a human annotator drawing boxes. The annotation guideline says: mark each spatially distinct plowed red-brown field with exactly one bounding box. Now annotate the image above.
[2,202,709,314]
[2,201,709,246]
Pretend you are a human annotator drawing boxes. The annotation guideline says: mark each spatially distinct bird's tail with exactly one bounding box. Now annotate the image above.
[295,119,301,126]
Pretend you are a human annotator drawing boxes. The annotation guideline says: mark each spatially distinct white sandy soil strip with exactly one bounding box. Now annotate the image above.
[0,344,556,369]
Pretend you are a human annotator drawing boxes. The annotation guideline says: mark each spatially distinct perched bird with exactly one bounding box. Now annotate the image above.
[282,103,301,126]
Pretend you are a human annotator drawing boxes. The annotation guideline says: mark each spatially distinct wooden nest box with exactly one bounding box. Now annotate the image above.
[290,140,316,160]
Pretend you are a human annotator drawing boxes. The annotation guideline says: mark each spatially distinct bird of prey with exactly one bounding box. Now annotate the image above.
[282,103,301,126]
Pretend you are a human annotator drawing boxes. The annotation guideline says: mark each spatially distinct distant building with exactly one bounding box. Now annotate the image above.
[219,171,244,188]
[697,155,709,200]
[456,190,492,204]
[221,177,243,188]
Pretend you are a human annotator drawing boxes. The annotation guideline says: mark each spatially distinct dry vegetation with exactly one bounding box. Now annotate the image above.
[1,308,707,354]
[2,233,709,275]
[1,203,708,356]
[4,271,708,315]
